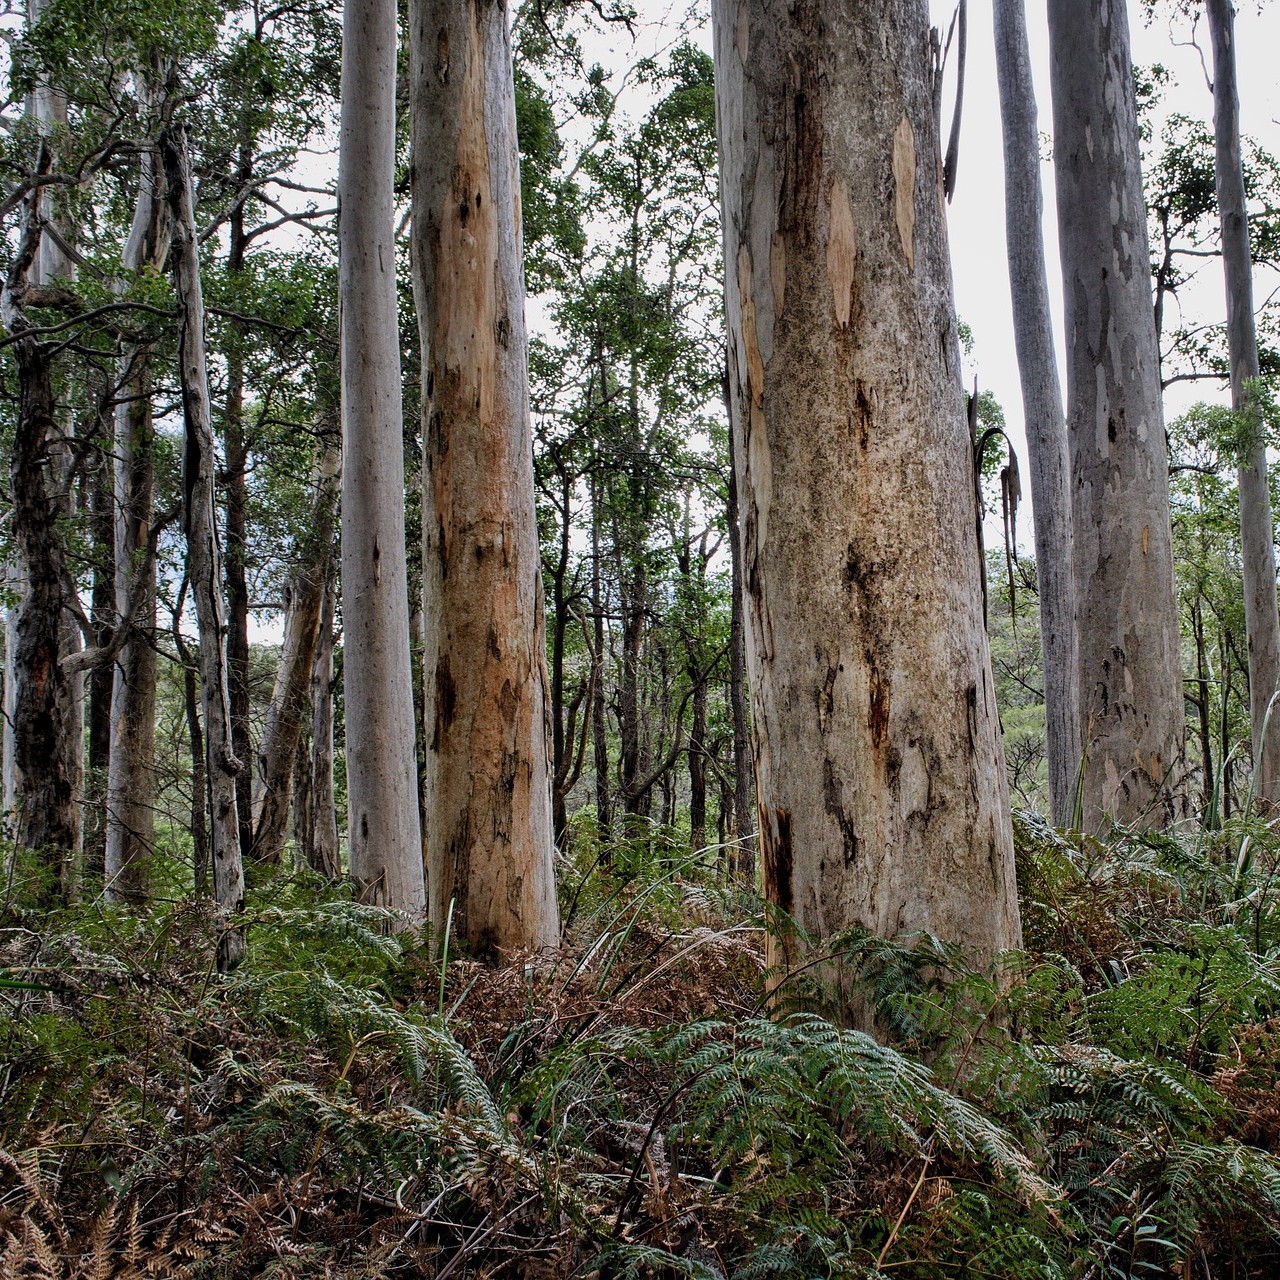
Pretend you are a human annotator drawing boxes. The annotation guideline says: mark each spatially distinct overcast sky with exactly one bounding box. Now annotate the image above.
[555,0,1280,550]
[942,1,1280,545]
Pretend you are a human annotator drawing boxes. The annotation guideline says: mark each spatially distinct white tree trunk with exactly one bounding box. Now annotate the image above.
[410,0,559,955]
[1205,0,1280,807]
[713,0,1021,1015]
[993,0,1081,825]
[160,121,246,970]
[338,0,426,916]
[105,123,168,901]
[1048,0,1187,827]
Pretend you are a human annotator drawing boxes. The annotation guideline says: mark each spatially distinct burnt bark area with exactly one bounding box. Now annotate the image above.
[4,209,79,883]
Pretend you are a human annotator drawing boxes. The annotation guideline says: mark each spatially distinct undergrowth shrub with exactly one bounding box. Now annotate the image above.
[0,810,1277,1276]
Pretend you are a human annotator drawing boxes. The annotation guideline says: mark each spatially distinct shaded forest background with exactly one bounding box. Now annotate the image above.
[3,0,1280,1276]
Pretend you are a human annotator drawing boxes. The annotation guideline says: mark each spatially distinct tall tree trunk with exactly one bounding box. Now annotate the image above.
[713,0,1021,1009]
[339,0,426,915]
[161,122,245,970]
[549,468,572,845]
[252,442,340,863]
[688,666,707,850]
[1193,595,1215,813]
[2,167,79,891]
[173,576,209,894]
[590,473,612,839]
[993,0,1081,825]
[307,571,341,880]
[1206,0,1280,808]
[105,134,168,901]
[85,411,114,881]
[224,164,255,863]
[1048,0,1186,828]
[725,408,754,878]
[618,554,648,821]
[411,0,558,954]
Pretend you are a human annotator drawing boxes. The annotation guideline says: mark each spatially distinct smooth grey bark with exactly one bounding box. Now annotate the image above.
[105,131,169,901]
[993,0,1081,825]
[410,0,559,955]
[713,0,1021,1011]
[338,0,426,916]
[252,442,340,864]
[1206,0,1280,807]
[161,121,245,970]
[1048,0,1187,827]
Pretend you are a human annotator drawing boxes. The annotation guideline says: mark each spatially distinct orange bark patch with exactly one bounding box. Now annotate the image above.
[826,178,857,329]
[892,114,916,272]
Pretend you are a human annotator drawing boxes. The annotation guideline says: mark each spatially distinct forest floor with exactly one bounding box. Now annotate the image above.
[2,815,1280,1278]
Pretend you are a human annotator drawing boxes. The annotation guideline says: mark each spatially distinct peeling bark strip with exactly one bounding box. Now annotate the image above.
[411,0,559,956]
[712,0,1021,1019]
[1206,0,1280,808]
[1048,0,1186,828]
[160,122,245,971]
[993,0,1081,824]
[338,0,426,917]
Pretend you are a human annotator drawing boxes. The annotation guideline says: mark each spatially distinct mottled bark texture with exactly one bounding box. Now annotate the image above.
[712,0,1022,1010]
[161,122,245,971]
[338,0,426,916]
[252,442,340,863]
[410,0,559,955]
[2,195,79,886]
[993,0,1081,825]
[1206,0,1280,807]
[1048,0,1187,827]
[2,0,83,890]
[105,134,169,901]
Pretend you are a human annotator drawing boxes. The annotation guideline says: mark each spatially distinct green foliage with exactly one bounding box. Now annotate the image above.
[6,818,1280,1276]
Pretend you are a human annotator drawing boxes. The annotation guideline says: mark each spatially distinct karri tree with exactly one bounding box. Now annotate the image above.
[338,0,426,915]
[410,0,559,954]
[994,0,1081,825]
[1048,0,1187,827]
[712,0,1022,1011]
[1205,0,1280,806]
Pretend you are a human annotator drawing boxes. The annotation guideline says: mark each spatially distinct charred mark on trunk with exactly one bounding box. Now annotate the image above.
[761,806,794,914]
[868,652,889,750]
[1107,416,1117,443]
[459,193,471,226]
[498,677,519,727]
[436,518,449,575]
[496,313,510,348]
[433,659,457,748]
[852,381,873,451]
[823,759,859,867]
[817,650,837,729]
